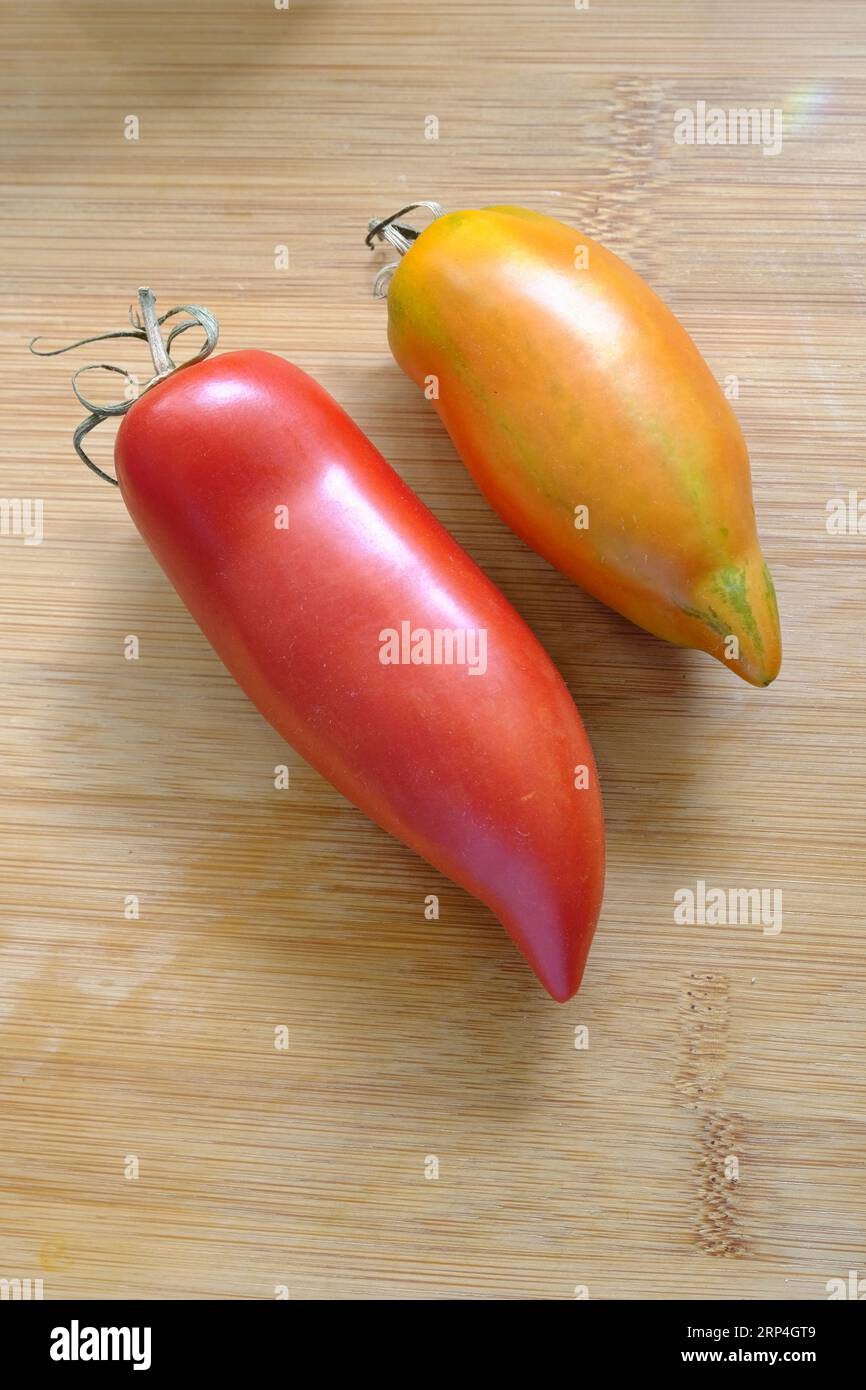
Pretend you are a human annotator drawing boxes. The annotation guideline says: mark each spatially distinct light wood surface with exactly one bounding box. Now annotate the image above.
[1,0,864,1300]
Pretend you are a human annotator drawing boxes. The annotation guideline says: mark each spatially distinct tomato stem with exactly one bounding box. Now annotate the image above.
[136,287,173,378]
[30,292,220,485]
[366,201,445,297]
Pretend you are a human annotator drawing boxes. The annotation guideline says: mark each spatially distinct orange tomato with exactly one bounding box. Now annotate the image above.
[382,205,781,686]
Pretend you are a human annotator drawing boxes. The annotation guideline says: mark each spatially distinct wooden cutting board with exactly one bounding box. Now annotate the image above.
[1,0,863,1299]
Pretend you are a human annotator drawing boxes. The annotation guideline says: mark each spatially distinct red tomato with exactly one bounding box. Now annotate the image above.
[115,350,605,1000]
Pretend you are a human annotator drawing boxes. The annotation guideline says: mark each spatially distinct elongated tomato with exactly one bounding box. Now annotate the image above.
[115,349,604,1000]
[380,205,781,687]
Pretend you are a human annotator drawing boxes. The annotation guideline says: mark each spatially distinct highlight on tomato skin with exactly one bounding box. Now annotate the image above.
[112,344,606,1002]
[378,203,782,688]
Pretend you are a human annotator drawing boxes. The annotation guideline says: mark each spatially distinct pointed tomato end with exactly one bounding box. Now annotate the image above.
[503,887,599,1003]
[536,942,588,1003]
[686,551,782,688]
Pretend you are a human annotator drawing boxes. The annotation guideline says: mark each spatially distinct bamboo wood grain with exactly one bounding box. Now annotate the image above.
[0,0,864,1299]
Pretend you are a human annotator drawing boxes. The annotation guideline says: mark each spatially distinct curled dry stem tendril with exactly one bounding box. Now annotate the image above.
[30,288,219,485]
[365,201,445,298]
